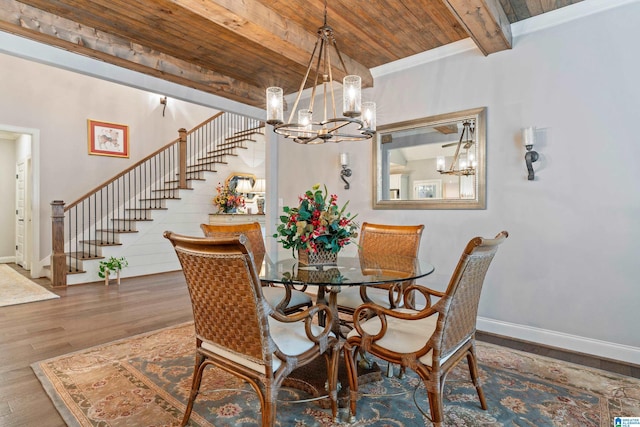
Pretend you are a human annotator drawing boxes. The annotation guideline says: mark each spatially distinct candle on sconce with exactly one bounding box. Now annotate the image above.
[436,156,445,172]
[340,152,349,166]
[522,126,536,147]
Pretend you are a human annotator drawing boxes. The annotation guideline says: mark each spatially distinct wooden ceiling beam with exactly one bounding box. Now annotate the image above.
[171,0,373,89]
[441,0,512,55]
[0,0,267,107]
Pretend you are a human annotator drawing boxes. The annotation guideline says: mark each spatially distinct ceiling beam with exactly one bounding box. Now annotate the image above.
[441,0,512,56]
[171,0,373,89]
[0,0,267,107]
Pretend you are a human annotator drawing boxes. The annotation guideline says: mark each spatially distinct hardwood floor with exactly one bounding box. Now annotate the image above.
[1,264,638,426]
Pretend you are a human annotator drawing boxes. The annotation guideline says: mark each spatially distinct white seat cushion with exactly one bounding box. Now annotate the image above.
[202,317,332,374]
[337,286,394,310]
[262,287,312,310]
[347,308,447,367]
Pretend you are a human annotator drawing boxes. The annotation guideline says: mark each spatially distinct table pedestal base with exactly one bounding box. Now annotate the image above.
[283,357,382,408]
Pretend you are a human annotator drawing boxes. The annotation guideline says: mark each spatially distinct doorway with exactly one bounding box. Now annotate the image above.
[0,125,40,278]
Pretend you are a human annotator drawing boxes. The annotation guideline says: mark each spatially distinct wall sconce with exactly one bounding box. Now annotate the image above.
[340,153,352,190]
[160,96,167,117]
[523,127,539,181]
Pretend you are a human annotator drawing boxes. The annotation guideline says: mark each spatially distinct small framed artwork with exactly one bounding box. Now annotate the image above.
[88,120,129,158]
[413,179,442,199]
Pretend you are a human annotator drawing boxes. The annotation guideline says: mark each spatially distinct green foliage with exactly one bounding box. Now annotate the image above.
[98,256,129,279]
[273,184,358,257]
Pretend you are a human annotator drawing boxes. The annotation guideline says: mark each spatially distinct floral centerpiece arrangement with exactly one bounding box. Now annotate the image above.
[274,184,358,265]
[213,182,245,213]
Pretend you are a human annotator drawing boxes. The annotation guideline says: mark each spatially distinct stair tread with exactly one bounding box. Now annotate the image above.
[78,240,123,246]
[95,229,138,233]
[124,207,168,211]
[138,197,181,201]
[112,218,153,222]
[67,252,105,260]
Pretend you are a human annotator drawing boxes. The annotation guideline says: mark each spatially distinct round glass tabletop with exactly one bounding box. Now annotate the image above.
[260,254,434,287]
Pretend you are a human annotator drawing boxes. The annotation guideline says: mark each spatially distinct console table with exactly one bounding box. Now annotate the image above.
[208,213,266,226]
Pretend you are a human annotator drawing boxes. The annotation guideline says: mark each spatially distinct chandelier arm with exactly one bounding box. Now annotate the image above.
[330,38,351,75]
[448,126,466,172]
[310,33,329,116]
[324,35,337,121]
[287,36,323,124]
[322,120,355,134]
[297,135,322,144]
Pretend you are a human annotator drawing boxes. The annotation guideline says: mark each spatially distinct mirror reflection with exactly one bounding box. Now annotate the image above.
[373,107,486,210]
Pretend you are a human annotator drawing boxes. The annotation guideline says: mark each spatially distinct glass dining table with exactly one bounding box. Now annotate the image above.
[260,253,435,336]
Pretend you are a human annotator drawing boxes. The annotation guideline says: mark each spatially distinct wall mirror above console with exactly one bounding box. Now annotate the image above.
[373,107,486,210]
[226,172,256,196]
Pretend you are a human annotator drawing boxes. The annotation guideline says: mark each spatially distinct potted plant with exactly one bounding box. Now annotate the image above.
[98,256,129,286]
[274,184,359,265]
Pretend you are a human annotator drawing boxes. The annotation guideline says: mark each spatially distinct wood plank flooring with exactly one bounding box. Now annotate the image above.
[1,264,638,426]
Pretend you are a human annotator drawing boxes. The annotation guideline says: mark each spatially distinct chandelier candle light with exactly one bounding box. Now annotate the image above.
[265,1,376,144]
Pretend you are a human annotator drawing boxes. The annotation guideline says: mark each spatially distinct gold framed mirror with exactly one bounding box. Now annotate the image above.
[226,172,256,197]
[373,107,486,210]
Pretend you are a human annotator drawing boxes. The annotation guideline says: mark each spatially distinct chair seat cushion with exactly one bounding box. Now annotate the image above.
[202,317,332,375]
[347,308,443,366]
[262,287,312,310]
[337,286,393,310]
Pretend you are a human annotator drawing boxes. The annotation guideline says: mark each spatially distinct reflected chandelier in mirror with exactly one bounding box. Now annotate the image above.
[373,107,486,210]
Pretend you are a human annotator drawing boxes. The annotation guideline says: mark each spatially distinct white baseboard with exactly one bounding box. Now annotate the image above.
[477,317,640,366]
[0,256,16,263]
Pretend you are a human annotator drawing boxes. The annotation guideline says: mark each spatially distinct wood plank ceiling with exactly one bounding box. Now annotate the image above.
[0,0,582,109]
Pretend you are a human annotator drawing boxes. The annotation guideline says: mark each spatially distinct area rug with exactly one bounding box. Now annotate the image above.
[0,264,59,307]
[32,323,640,426]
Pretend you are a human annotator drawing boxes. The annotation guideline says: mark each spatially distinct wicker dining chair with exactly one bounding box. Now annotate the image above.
[336,222,425,315]
[343,231,508,426]
[200,223,313,314]
[164,232,340,427]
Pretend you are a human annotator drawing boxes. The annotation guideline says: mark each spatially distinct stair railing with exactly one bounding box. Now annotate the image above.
[51,112,263,286]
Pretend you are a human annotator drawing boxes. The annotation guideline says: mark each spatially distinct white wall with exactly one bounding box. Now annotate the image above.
[0,53,219,270]
[277,2,640,363]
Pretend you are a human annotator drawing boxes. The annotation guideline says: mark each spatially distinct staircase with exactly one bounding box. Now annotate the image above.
[50,112,264,286]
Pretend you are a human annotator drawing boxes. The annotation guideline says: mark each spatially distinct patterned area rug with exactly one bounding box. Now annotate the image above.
[32,323,640,426]
[0,264,59,307]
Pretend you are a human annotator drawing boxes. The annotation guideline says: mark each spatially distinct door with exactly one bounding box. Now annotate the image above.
[15,161,26,268]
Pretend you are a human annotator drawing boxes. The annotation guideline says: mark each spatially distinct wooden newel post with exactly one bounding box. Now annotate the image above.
[51,200,67,287]
[178,128,187,189]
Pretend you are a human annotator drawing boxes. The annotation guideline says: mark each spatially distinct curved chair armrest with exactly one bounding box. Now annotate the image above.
[352,299,442,341]
[268,281,293,313]
[402,284,445,310]
[270,303,335,343]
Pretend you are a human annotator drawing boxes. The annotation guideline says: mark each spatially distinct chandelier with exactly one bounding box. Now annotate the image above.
[265,1,376,144]
[436,120,477,176]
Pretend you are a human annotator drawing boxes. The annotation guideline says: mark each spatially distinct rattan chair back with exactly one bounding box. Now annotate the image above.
[165,232,271,365]
[358,222,424,258]
[201,222,265,266]
[342,222,424,311]
[430,231,508,361]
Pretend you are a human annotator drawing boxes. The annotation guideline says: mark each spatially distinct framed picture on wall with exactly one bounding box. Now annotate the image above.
[87,120,129,158]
